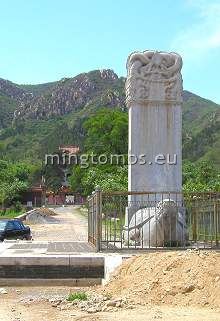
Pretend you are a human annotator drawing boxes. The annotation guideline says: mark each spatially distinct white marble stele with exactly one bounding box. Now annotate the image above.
[124,50,185,247]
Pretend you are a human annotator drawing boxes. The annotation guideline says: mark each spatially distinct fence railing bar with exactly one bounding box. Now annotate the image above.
[88,190,220,251]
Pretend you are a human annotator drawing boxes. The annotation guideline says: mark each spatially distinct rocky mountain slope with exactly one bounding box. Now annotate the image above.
[0,78,29,129]
[0,69,220,165]
[13,69,125,121]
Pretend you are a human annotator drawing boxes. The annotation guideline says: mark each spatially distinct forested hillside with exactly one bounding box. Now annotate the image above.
[1,70,220,164]
[1,69,220,198]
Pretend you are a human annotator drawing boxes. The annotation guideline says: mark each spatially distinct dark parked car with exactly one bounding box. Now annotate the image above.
[0,219,31,241]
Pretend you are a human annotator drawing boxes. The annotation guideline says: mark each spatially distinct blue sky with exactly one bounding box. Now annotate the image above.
[0,0,220,103]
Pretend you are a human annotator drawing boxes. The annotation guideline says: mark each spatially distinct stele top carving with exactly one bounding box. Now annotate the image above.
[126,50,183,106]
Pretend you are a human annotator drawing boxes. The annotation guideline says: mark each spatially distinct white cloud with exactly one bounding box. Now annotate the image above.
[171,1,220,62]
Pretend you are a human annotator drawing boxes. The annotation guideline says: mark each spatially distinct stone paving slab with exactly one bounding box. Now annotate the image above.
[0,241,95,256]
[9,243,48,250]
[8,242,95,253]
[47,241,95,253]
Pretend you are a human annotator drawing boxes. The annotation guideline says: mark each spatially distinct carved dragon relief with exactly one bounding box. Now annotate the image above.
[126,50,183,105]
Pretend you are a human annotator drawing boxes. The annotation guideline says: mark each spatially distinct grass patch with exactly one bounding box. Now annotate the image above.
[102,215,125,239]
[104,292,112,299]
[78,205,88,218]
[67,292,88,302]
[0,209,24,219]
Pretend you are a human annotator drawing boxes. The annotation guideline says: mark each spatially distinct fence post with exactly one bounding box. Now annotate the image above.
[214,202,219,247]
[95,186,102,252]
[192,201,197,242]
[87,194,92,244]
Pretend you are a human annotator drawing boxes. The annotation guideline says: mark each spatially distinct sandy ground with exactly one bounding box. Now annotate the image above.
[29,206,88,241]
[0,286,220,321]
[102,251,220,309]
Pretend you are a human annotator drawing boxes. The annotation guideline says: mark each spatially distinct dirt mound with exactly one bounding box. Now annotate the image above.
[38,207,57,216]
[25,207,57,224]
[101,250,220,308]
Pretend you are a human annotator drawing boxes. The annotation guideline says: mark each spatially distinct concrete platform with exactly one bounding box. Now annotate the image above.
[0,254,104,280]
[0,241,125,285]
[0,278,102,286]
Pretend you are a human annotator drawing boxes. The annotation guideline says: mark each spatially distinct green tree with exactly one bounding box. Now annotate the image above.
[0,161,31,208]
[70,108,128,195]
[83,108,128,155]
[183,160,220,192]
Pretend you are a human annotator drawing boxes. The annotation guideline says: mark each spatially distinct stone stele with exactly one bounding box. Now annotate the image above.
[124,50,185,246]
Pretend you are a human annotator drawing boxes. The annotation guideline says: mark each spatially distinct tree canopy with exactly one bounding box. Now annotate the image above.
[0,160,32,208]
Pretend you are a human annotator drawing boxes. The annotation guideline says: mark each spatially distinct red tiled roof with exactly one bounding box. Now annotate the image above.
[59,145,80,154]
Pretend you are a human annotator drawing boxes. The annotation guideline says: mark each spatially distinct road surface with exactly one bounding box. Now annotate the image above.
[30,206,88,242]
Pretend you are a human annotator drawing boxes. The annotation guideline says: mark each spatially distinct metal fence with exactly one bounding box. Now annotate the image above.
[88,189,101,251]
[88,189,220,251]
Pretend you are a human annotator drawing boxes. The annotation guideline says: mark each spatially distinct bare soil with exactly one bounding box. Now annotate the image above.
[0,286,220,321]
[100,250,220,309]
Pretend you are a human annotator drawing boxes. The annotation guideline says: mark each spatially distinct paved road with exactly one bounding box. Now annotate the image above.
[0,206,94,255]
[0,242,12,254]
[31,206,88,242]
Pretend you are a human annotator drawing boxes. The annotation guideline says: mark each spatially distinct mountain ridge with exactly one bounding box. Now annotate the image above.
[0,69,220,165]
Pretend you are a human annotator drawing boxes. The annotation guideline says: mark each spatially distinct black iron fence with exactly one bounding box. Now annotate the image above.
[88,189,220,251]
